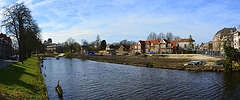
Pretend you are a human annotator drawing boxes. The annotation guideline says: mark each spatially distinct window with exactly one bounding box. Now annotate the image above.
[151,43,153,46]
[155,48,159,52]
[184,44,187,48]
[161,44,166,48]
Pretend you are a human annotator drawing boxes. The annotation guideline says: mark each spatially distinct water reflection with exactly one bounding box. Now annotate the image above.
[42,57,240,99]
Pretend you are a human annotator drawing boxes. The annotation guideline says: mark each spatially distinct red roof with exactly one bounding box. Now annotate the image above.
[179,39,192,42]
[144,40,162,45]
[199,43,204,47]
[106,45,110,48]
[169,41,178,46]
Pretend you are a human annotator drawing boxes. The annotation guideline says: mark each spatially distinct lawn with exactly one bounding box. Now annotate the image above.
[0,56,48,99]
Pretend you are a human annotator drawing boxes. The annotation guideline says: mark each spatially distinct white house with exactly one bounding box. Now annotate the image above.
[233,29,240,50]
[178,39,196,51]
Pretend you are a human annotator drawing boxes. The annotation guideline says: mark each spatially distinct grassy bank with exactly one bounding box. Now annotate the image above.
[78,55,240,72]
[39,53,60,57]
[0,56,48,99]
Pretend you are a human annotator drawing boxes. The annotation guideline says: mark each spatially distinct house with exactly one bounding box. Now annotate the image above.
[118,45,130,52]
[132,41,144,53]
[131,39,178,54]
[0,33,12,59]
[213,28,236,52]
[198,41,213,51]
[81,41,89,53]
[178,39,196,51]
[106,44,117,54]
[46,44,64,53]
[233,28,240,50]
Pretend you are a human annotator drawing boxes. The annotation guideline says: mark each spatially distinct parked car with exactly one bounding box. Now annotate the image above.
[149,52,156,54]
[10,55,18,60]
[188,60,206,65]
[216,60,224,65]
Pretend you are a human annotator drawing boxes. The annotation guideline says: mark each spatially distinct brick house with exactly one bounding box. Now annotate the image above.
[0,33,12,58]
[212,28,236,52]
[198,41,213,51]
[131,39,178,54]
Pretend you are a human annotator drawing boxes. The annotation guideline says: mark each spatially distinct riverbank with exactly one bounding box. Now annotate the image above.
[0,56,48,99]
[78,54,240,72]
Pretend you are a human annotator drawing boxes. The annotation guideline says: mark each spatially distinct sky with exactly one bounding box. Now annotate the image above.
[1,0,240,44]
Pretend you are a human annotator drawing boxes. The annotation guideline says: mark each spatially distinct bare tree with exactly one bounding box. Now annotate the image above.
[166,32,173,41]
[157,32,165,40]
[2,3,41,62]
[147,32,157,40]
[120,39,136,46]
[96,35,101,49]
[64,38,80,52]
[174,36,181,41]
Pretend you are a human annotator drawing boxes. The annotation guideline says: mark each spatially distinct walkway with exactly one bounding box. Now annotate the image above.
[0,59,17,69]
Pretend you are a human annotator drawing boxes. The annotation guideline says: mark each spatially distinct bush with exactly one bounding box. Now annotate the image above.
[65,51,72,58]
[135,52,141,55]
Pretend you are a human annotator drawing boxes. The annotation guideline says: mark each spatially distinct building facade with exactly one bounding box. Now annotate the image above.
[131,39,178,54]
[178,39,196,51]
[198,41,213,51]
[46,44,64,53]
[233,28,240,50]
[0,33,12,58]
[212,28,236,52]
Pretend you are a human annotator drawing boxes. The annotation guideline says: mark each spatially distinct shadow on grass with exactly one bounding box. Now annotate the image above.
[0,57,40,94]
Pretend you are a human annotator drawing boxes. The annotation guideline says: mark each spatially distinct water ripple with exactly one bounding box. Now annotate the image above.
[42,57,240,100]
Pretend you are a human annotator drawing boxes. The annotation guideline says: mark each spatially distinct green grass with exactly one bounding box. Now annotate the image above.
[0,56,48,99]
[39,52,60,57]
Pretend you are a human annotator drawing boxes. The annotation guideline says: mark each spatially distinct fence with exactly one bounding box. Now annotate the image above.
[196,50,225,57]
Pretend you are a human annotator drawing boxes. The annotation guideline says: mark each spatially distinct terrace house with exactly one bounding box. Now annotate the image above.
[132,39,178,54]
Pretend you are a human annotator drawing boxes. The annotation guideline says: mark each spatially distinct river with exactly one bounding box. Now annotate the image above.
[42,57,240,99]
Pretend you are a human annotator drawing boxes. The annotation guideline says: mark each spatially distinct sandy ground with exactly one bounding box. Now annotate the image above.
[159,54,222,61]
[146,54,223,67]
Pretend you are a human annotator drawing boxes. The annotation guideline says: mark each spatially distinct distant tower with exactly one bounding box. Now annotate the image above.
[47,38,52,44]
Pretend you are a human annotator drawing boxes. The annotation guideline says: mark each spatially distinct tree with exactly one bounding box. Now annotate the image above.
[64,38,80,52]
[223,42,237,73]
[157,32,165,40]
[166,32,173,41]
[100,40,107,50]
[174,36,181,41]
[96,35,101,49]
[222,35,236,72]
[2,3,41,62]
[147,32,157,40]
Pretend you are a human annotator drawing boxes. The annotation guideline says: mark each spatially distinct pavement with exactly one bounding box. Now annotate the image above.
[0,59,17,69]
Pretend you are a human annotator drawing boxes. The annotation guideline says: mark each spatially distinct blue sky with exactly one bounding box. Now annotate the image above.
[1,0,240,44]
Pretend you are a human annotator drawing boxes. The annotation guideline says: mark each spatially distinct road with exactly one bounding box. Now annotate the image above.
[0,60,17,69]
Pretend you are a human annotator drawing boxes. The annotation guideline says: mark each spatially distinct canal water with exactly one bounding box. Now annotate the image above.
[42,57,240,99]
